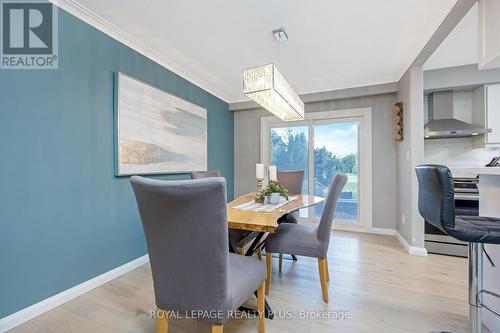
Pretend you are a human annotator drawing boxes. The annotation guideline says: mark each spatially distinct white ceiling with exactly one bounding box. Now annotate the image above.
[70,0,457,102]
[424,3,478,71]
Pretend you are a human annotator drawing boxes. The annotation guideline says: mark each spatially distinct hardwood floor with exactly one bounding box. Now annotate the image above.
[9,231,473,333]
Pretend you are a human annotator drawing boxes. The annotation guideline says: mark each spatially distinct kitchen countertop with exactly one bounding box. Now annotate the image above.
[450,166,500,177]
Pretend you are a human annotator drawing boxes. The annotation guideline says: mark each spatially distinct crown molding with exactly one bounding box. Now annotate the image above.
[49,0,231,102]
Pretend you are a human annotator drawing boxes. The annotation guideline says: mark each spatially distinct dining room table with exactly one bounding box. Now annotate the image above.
[226,192,325,319]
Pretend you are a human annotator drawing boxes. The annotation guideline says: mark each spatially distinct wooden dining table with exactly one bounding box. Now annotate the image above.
[226,193,325,319]
[228,193,325,233]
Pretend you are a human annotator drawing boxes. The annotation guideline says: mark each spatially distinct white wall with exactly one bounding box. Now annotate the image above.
[397,66,425,250]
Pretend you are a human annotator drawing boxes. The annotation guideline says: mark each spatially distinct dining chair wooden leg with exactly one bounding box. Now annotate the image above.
[278,253,283,272]
[257,245,262,260]
[318,258,329,303]
[265,252,272,295]
[326,258,330,282]
[212,324,223,333]
[156,309,168,333]
[257,283,266,333]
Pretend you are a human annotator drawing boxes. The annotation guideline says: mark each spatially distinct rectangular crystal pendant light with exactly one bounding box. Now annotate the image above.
[243,64,305,121]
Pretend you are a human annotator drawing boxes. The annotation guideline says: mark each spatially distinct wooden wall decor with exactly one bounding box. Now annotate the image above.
[392,102,404,141]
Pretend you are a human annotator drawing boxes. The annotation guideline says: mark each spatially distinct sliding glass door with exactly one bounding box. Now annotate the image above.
[268,124,310,218]
[269,125,309,193]
[312,120,359,224]
[262,111,368,229]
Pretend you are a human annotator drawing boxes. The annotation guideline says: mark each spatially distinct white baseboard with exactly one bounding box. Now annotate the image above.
[332,224,366,233]
[340,227,427,254]
[396,231,428,256]
[368,227,397,236]
[408,246,428,256]
[0,254,149,332]
[332,225,397,236]
[396,231,410,251]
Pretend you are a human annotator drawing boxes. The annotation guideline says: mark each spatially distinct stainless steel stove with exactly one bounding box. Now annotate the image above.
[424,177,479,257]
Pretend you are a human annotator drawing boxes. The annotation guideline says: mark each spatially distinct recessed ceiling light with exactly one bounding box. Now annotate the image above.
[273,28,288,42]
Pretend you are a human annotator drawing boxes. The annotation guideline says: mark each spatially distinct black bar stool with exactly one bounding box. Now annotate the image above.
[415,164,500,333]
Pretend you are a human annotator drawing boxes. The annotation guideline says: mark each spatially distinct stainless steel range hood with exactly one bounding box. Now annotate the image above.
[424,91,491,139]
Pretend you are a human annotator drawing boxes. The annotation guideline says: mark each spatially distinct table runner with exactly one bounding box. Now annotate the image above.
[232,196,298,213]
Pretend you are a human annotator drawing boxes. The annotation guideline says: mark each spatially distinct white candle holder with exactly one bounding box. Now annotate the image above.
[255,178,264,203]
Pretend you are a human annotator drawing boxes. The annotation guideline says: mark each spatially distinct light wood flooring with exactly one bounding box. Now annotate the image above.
[9,231,473,333]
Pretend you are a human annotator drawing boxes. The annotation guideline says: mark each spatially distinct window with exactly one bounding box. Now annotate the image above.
[262,109,372,230]
[313,121,359,222]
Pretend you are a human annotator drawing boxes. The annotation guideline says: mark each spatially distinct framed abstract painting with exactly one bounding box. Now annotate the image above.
[114,72,207,176]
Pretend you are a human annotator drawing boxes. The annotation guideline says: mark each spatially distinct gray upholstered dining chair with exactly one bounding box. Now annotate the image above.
[276,170,304,224]
[265,173,347,303]
[277,170,304,197]
[130,176,267,333]
[276,170,305,263]
[190,170,259,256]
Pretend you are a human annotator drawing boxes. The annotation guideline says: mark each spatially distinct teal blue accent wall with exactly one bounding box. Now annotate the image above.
[0,9,233,318]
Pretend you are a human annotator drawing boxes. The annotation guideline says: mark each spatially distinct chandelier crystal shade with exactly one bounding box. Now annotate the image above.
[243,64,304,121]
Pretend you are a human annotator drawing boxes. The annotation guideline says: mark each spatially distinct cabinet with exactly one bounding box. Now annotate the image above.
[479,0,500,70]
[486,84,500,143]
[472,84,500,145]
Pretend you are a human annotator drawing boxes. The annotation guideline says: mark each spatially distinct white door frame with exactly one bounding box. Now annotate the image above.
[260,107,373,232]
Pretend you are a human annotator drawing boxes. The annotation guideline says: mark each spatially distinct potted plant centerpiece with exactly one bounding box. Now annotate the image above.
[261,180,289,204]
